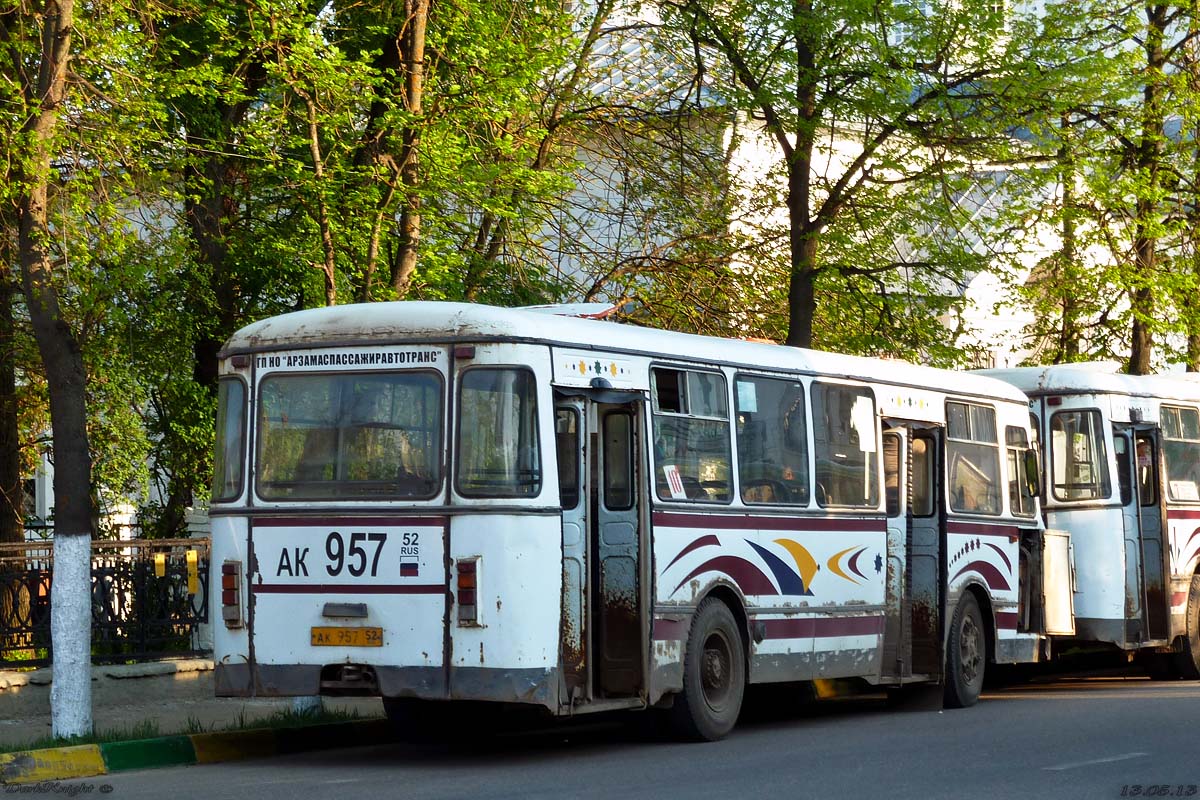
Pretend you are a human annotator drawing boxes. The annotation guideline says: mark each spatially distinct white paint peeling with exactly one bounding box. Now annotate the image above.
[51,532,93,738]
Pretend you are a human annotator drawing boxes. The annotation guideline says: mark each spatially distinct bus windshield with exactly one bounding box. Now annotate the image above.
[256,371,443,500]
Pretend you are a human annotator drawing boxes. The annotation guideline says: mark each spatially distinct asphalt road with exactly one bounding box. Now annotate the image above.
[58,675,1200,800]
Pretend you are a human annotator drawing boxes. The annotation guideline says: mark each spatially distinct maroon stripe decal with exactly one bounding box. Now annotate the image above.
[253,583,445,595]
[847,548,868,581]
[947,521,1019,538]
[1178,527,1200,559]
[253,516,449,528]
[663,534,721,573]
[1167,510,1200,520]
[984,542,1013,573]
[653,512,884,533]
[758,615,885,640]
[652,618,688,641]
[950,560,1012,592]
[995,611,1018,630]
[673,555,779,596]
[1173,592,1188,607]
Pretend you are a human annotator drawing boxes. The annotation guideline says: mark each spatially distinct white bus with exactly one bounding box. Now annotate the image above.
[210,302,1065,740]
[981,365,1200,679]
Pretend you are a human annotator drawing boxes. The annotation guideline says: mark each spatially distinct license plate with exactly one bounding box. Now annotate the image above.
[310,626,383,647]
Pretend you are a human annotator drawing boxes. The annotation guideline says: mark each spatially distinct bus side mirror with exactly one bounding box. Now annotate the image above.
[1024,448,1041,497]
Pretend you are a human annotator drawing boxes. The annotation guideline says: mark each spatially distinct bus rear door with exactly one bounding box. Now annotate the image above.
[555,392,648,707]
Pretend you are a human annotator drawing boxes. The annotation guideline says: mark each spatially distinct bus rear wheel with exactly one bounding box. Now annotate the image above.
[670,598,745,741]
[1173,575,1200,681]
[944,592,985,709]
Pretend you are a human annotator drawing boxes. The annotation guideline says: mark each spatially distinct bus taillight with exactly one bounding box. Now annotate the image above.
[456,558,478,625]
[221,560,244,629]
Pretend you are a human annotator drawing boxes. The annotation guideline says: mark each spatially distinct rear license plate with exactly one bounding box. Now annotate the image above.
[310,626,383,647]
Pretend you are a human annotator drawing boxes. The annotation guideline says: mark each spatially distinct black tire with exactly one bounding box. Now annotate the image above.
[669,598,746,741]
[943,591,986,709]
[1173,575,1200,680]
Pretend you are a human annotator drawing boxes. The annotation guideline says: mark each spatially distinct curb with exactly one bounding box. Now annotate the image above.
[0,718,392,785]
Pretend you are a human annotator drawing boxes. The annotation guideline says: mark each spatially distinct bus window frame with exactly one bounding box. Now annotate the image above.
[212,375,248,503]
[810,380,881,511]
[733,371,812,509]
[649,363,734,505]
[454,365,544,500]
[945,400,1003,517]
[1160,403,1200,504]
[254,368,446,502]
[555,406,582,512]
[1004,424,1037,518]
[1047,406,1112,503]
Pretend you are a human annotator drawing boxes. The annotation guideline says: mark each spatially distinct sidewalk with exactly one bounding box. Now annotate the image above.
[0,660,384,750]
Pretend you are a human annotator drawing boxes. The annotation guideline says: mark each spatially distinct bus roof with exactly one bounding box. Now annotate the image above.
[223,301,1029,403]
[980,364,1200,404]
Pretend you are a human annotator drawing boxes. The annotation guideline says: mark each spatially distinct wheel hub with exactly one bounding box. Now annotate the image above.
[960,614,981,684]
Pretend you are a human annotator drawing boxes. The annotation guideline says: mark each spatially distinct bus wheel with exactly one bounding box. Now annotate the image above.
[1174,575,1200,681]
[943,592,986,709]
[670,598,745,741]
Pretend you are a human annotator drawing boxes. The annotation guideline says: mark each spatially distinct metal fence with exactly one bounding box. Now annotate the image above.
[0,537,210,668]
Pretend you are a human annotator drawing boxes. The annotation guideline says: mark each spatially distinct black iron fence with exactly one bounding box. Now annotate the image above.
[0,537,210,668]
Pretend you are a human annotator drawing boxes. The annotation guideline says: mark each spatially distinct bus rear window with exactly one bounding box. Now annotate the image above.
[212,378,246,501]
[457,368,542,498]
[1049,410,1110,501]
[256,371,443,500]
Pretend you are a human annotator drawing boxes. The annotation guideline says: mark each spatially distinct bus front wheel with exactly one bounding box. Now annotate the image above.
[943,592,985,709]
[670,597,746,741]
[1174,575,1200,681]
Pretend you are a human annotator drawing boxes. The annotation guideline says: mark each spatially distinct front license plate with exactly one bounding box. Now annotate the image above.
[310,626,383,647]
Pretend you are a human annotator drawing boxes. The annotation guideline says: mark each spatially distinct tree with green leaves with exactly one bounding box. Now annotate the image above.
[649,0,1036,355]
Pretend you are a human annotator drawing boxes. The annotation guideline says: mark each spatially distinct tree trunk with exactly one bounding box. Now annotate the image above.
[391,0,428,297]
[1057,118,1081,363]
[15,0,93,738]
[786,237,818,349]
[0,257,22,545]
[1128,3,1167,376]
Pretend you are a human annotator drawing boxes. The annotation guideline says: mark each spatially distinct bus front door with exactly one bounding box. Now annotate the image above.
[882,426,943,682]
[555,396,646,706]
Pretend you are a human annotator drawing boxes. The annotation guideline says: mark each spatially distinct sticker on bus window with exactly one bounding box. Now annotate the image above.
[851,396,876,453]
[1170,480,1199,501]
[736,381,758,413]
[663,464,687,499]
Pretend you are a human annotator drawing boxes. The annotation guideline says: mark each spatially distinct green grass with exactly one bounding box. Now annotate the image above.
[0,705,377,755]
[0,720,163,754]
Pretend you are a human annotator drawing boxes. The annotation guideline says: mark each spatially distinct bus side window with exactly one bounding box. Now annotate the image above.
[947,401,1001,515]
[735,375,810,506]
[651,367,732,503]
[1161,406,1200,502]
[1006,425,1036,516]
[811,383,878,508]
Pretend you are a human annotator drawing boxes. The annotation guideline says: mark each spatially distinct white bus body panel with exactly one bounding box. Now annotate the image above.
[1042,529,1076,635]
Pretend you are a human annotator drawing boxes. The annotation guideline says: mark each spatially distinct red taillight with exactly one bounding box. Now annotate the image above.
[221,560,243,628]
[456,558,478,625]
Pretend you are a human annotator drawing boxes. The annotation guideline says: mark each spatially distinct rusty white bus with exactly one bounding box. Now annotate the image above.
[210,302,1067,740]
[980,365,1200,680]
